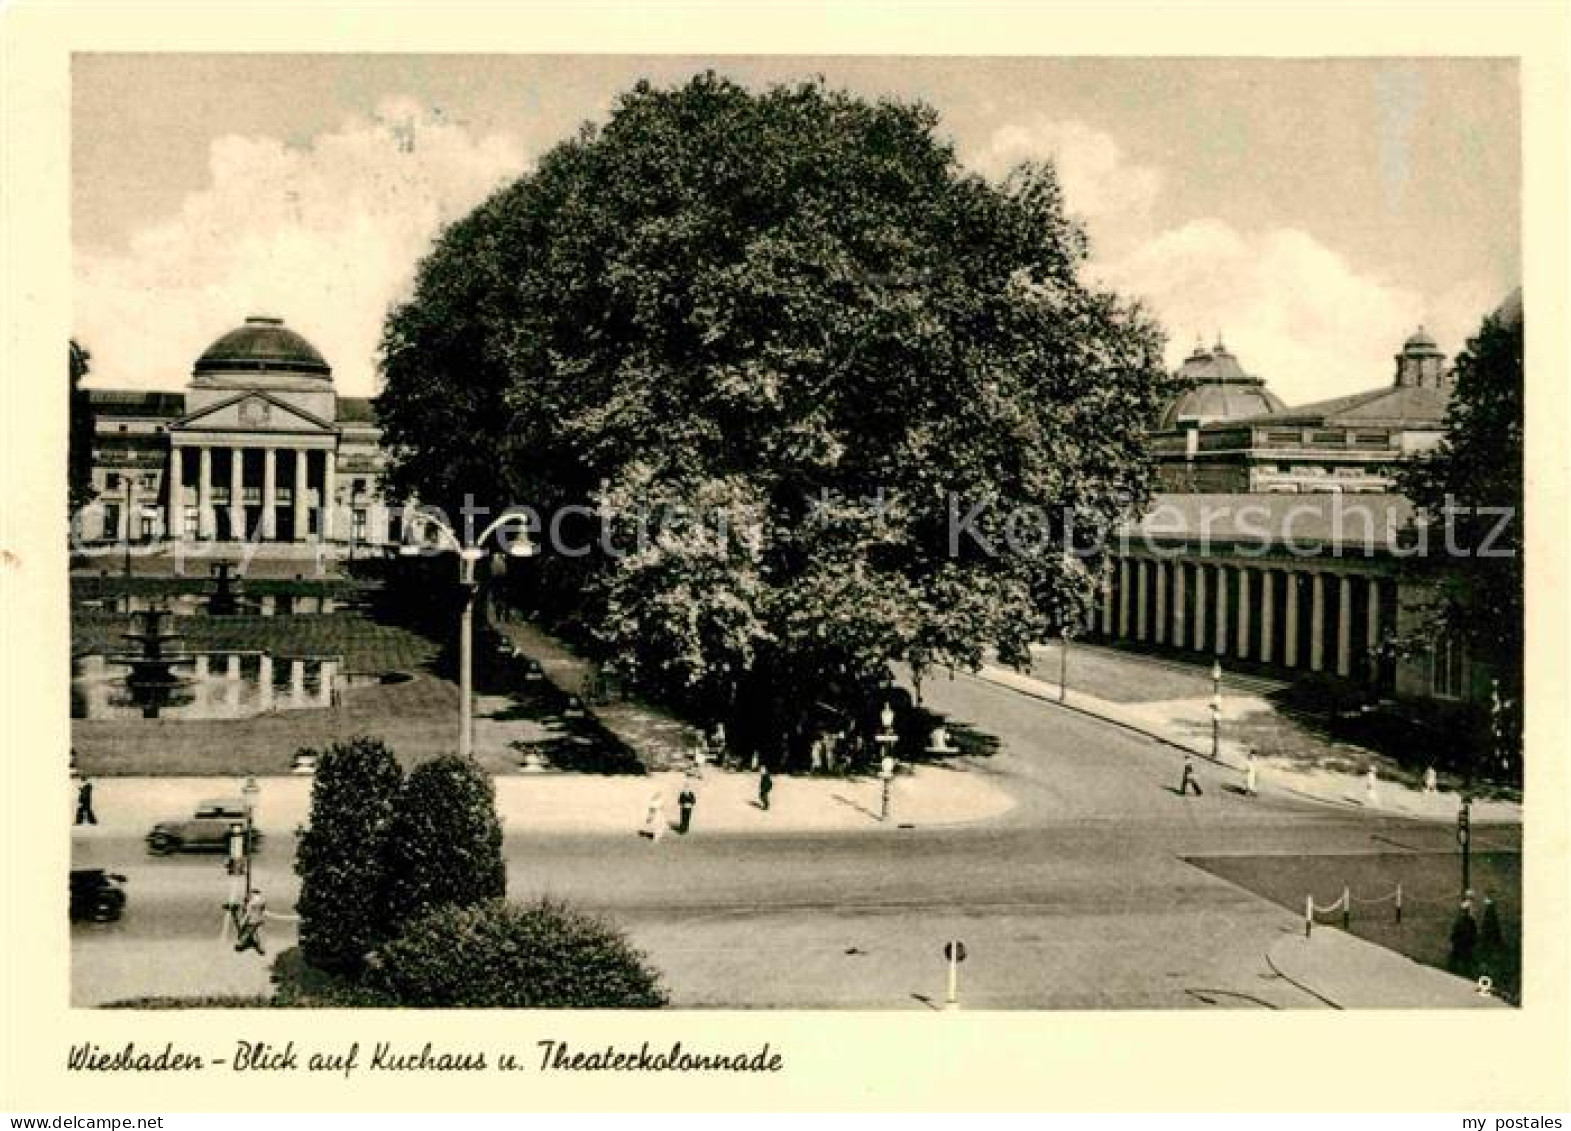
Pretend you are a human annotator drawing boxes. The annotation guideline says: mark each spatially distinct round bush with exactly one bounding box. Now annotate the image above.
[368,899,668,1009]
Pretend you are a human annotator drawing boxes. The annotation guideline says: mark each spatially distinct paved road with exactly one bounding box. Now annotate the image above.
[72,670,1518,1008]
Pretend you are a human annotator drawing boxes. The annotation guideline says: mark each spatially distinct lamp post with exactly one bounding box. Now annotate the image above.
[400,509,536,760]
[1209,658,1223,761]
[123,477,135,578]
[875,702,898,822]
[1059,625,1074,704]
[241,774,260,902]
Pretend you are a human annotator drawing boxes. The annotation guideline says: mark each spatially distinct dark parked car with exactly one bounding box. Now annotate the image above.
[70,869,127,922]
[146,798,262,856]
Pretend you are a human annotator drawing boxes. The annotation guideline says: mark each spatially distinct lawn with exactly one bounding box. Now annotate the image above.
[1189,850,1521,1003]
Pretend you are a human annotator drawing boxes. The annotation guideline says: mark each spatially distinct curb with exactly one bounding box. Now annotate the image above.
[975,666,1247,773]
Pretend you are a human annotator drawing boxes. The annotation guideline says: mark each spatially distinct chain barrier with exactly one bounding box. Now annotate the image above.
[1304,883,1404,935]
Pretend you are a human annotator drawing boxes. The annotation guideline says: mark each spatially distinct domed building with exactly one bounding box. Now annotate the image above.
[1153,327,1454,494]
[81,316,398,560]
[1158,338,1287,430]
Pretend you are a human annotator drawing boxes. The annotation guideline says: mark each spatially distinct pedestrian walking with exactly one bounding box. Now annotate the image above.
[677,786,697,834]
[75,778,97,825]
[1424,765,1439,794]
[641,790,665,842]
[758,766,774,812]
[1244,750,1258,797]
[234,889,268,955]
[1365,766,1380,808]
[1178,755,1203,797]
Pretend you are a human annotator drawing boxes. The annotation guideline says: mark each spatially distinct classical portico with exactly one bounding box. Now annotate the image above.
[81,315,398,557]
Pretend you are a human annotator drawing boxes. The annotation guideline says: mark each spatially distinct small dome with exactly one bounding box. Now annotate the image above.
[1402,325,1442,354]
[193,316,331,381]
[1159,336,1286,429]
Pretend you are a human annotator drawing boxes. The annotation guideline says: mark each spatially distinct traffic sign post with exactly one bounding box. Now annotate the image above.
[942,940,967,1010]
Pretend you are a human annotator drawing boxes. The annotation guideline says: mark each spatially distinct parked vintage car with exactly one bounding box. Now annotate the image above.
[145,798,262,856]
[69,869,127,922]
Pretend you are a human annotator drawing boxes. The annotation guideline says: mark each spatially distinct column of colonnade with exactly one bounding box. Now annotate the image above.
[1097,556,1390,691]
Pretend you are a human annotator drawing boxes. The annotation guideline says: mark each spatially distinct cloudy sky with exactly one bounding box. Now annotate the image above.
[73,55,1519,407]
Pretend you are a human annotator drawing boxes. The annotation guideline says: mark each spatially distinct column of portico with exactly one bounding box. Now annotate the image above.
[1192,563,1208,653]
[1283,572,1300,669]
[1172,563,1187,649]
[322,451,337,542]
[1235,568,1252,660]
[1259,569,1275,665]
[262,448,278,540]
[1366,578,1383,685]
[197,445,213,540]
[1135,559,1150,641]
[1336,575,1354,677]
[293,449,309,541]
[1309,572,1327,672]
[1153,561,1168,646]
[1118,558,1132,638]
[167,447,185,540]
[1213,564,1229,655]
[230,448,246,542]
[1100,576,1114,637]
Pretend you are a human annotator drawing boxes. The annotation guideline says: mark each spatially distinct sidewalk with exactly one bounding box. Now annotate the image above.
[1267,928,1507,1009]
[976,661,1523,825]
[69,763,1018,838]
[492,618,700,770]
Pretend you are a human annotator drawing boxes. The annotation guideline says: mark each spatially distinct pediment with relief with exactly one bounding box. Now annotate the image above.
[171,391,334,435]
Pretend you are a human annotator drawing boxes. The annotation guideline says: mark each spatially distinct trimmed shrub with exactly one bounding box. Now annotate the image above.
[294,736,404,974]
[367,898,668,1008]
[379,755,506,925]
[269,946,396,1008]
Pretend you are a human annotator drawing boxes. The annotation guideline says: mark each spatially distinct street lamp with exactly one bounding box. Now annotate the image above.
[241,774,260,902]
[400,509,537,760]
[1209,658,1223,761]
[875,702,899,821]
[122,477,136,578]
[1059,625,1074,704]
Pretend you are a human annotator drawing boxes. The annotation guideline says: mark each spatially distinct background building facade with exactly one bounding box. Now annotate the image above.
[78,316,401,558]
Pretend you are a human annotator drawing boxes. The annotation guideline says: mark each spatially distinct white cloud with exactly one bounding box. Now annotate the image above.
[965,118,1161,255]
[74,97,528,397]
[966,117,1496,406]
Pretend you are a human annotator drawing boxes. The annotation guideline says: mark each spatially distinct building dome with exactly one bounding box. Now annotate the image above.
[1401,325,1443,355]
[192,316,331,383]
[1158,338,1286,429]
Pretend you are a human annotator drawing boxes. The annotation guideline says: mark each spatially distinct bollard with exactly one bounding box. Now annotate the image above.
[1342,886,1351,931]
[1305,894,1313,938]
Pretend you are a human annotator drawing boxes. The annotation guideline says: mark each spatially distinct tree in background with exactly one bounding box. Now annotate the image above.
[1398,292,1523,777]
[367,899,667,1008]
[293,736,405,974]
[69,340,96,516]
[378,755,505,924]
[377,74,1171,762]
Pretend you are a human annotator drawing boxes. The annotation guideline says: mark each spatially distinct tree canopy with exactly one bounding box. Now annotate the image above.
[377,74,1171,757]
[69,340,96,516]
[1398,294,1523,771]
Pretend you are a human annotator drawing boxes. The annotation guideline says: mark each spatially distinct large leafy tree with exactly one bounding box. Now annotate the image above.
[378,75,1170,757]
[1398,295,1524,774]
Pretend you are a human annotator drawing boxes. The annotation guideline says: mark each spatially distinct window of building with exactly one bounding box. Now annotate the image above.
[102,502,120,539]
[1354,431,1388,446]
[1266,430,1303,445]
[105,472,120,490]
[1312,430,1345,445]
[139,512,158,540]
[352,509,368,541]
